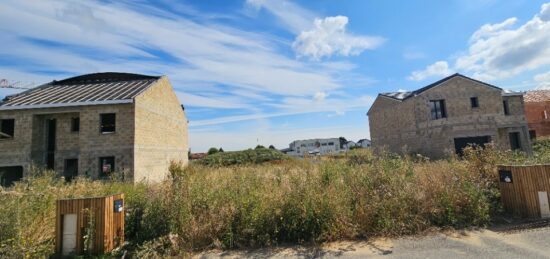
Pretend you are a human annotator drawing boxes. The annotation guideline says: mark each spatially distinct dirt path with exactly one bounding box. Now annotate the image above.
[195,225,550,258]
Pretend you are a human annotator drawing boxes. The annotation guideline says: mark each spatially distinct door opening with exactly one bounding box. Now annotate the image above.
[453,136,491,155]
[46,119,56,169]
[509,132,521,151]
[64,159,78,182]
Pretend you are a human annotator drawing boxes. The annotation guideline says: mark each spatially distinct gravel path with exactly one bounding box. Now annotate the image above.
[195,224,550,258]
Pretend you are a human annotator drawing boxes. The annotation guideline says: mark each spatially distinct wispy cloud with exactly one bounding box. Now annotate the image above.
[535,71,550,89]
[408,61,453,81]
[0,0,379,151]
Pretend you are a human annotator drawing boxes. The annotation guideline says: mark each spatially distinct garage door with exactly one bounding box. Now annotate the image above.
[0,166,23,187]
[454,136,490,155]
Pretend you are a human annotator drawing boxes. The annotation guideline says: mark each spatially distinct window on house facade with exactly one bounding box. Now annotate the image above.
[99,156,115,178]
[71,117,80,132]
[0,119,15,139]
[503,100,510,115]
[328,142,334,146]
[100,113,116,133]
[430,100,447,120]
[470,97,479,108]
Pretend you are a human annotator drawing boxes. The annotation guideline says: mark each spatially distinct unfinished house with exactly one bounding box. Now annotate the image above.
[523,90,550,140]
[0,72,188,186]
[368,73,532,158]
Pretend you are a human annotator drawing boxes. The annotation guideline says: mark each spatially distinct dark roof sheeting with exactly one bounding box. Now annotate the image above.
[0,72,160,110]
[379,73,512,101]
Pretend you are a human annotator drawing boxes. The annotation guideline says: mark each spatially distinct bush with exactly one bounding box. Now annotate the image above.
[207,147,219,155]
[198,148,290,166]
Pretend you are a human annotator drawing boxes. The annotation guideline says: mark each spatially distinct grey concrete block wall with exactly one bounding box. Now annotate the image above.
[368,75,532,158]
[0,77,188,183]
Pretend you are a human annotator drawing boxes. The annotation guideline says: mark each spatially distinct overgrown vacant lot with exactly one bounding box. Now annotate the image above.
[2,141,550,257]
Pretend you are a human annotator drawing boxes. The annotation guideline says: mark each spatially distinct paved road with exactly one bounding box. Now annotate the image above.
[196,226,550,258]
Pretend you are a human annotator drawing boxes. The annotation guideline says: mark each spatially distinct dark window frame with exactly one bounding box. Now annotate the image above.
[470,97,479,108]
[99,156,115,178]
[503,100,510,115]
[100,113,116,133]
[430,100,447,120]
[71,117,80,132]
[0,119,15,139]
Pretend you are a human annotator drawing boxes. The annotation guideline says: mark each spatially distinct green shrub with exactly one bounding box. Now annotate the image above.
[198,148,290,166]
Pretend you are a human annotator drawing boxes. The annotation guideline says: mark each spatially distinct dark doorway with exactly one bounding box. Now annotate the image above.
[529,130,536,140]
[46,119,56,169]
[509,132,521,151]
[0,166,23,187]
[454,136,491,155]
[64,159,78,182]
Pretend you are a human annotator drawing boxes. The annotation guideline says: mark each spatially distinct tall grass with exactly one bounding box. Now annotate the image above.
[1,144,548,257]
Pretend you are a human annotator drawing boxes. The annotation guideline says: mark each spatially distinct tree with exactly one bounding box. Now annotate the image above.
[218,148,224,152]
[207,147,219,155]
[268,145,276,150]
[255,145,265,150]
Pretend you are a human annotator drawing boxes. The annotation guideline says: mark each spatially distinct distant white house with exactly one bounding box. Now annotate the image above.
[282,138,344,157]
[345,141,357,149]
[357,139,371,148]
[281,137,371,157]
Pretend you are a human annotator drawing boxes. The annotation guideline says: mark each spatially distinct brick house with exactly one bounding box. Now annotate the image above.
[368,73,532,158]
[523,90,550,140]
[0,72,188,185]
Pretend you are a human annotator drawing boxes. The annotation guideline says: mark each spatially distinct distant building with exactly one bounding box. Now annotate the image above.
[368,73,532,158]
[345,140,357,149]
[0,72,188,186]
[357,139,371,148]
[190,153,207,160]
[523,90,550,140]
[282,138,344,157]
[281,137,371,156]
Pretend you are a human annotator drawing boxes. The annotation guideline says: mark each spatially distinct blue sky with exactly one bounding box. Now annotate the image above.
[1,0,550,152]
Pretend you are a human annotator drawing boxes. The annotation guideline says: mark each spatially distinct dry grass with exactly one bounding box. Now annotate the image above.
[1,144,548,257]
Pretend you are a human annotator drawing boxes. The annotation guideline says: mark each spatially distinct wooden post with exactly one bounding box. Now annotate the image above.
[55,193,124,256]
[498,165,550,218]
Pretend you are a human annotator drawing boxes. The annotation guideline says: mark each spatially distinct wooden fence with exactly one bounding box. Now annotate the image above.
[498,165,550,218]
[55,193,124,256]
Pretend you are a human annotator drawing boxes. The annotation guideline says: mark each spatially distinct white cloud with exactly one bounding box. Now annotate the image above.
[408,3,550,82]
[535,71,550,89]
[408,61,453,81]
[455,3,550,80]
[469,17,517,42]
[313,91,328,101]
[292,16,385,60]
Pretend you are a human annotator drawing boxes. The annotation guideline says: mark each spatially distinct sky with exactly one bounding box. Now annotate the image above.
[1,0,550,152]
